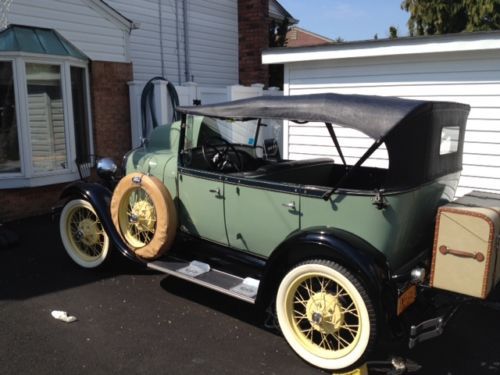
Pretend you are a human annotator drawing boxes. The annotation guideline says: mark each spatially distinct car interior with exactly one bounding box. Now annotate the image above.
[181,117,388,190]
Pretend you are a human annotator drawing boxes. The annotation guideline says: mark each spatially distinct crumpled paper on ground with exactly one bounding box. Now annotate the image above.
[51,310,77,323]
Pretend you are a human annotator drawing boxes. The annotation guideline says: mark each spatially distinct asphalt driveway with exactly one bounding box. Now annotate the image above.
[1,215,500,374]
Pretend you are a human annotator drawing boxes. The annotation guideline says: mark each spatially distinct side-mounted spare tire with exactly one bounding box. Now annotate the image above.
[111,172,177,259]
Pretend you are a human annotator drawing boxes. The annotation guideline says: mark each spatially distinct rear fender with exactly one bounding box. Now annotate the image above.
[257,227,398,330]
[60,181,143,264]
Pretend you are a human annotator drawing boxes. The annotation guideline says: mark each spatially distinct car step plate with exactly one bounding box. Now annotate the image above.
[148,259,259,304]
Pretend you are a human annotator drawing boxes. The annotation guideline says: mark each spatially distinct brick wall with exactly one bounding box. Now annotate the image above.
[1,61,133,222]
[238,0,270,86]
[0,183,67,221]
[90,61,133,164]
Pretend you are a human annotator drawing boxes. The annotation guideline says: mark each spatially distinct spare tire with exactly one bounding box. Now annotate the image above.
[111,172,177,259]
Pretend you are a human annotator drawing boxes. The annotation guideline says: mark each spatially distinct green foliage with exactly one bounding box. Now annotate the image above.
[269,17,290,48]
[401,0,500,36]
[389,26,399,38]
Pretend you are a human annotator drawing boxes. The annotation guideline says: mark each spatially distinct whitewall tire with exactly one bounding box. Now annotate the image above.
[60,199,110,268]
[276,260,376,371]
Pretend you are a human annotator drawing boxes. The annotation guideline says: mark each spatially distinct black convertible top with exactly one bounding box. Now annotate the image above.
[178,93,471,191]
[177,93,469,140]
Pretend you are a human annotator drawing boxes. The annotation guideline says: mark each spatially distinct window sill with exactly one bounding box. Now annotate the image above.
[0,172,81,189]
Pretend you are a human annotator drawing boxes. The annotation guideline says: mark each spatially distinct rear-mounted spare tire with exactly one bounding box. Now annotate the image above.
[111,172,177,259]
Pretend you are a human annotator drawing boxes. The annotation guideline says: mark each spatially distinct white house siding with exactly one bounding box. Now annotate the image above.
[106,0,238,86]
[8,0,129,62]
[282,49,500,197]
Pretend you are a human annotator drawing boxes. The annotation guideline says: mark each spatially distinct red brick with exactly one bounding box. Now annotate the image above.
[238,0,270,86]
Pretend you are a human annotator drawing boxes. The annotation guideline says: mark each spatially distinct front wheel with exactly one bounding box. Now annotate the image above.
[276,260,377,371]
[59,199,110,268]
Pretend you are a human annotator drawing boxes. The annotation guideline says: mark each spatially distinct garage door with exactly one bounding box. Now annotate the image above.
[284,50,500,197]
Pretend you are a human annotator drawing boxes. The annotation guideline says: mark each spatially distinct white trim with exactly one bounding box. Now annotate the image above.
[269,0,298,24]
[0,171,81,188]
[84,0,134,31]
[82,65,95,158]
[0,53,93,189]
[0,51,87,64]
[15,56,31,177]
[263,32,500,64]
[282,64,290,159]
[63,61,76,174]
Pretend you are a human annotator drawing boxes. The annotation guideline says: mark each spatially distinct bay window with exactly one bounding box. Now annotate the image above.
[0,26,92,188]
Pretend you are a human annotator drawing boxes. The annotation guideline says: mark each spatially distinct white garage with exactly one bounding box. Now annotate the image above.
[262,32,500,196]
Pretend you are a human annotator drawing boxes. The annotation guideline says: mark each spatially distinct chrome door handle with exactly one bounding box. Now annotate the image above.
[209,188,221,195]
[282,202,296,210]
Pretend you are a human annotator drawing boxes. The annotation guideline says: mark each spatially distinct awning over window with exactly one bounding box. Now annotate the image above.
[0,25,88,60]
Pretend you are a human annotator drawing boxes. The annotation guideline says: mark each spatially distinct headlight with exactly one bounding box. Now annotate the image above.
[96,157,118,179]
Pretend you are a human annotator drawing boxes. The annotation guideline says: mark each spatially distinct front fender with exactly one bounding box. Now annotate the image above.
[259,226,398,329]
[60,181,143,264]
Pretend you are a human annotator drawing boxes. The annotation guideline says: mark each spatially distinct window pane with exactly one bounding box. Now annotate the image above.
[70,66,90,162]
[26,63,67,172]
[0,61,20,174]
[440,126,460,155]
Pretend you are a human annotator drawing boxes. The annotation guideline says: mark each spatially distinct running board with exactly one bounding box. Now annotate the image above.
[147,259,259,304]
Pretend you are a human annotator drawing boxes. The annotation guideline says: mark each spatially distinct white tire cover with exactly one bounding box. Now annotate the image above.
[111,172,177,259]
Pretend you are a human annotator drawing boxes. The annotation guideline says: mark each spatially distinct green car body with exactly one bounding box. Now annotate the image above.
[125,115,460,272]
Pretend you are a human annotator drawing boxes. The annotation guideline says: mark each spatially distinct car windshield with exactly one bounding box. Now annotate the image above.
[198,117,259,146]
[185,115,283,153]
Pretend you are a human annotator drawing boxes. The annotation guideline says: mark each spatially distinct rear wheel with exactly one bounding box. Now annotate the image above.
[276,259,376,371]
[59,199,109,268]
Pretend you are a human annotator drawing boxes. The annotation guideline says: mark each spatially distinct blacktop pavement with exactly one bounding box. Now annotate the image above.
[1,214,500,375]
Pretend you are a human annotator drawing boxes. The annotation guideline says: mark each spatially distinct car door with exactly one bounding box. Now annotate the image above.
[178,168,228,246]
[224,178,300,257]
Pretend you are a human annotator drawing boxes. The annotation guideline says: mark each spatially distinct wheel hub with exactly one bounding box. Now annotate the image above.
[130,200,155,231]
[306,292,344,335]
[77,218,99,246]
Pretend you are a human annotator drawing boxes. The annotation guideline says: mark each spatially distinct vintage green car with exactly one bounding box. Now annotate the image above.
[58,93,470,371]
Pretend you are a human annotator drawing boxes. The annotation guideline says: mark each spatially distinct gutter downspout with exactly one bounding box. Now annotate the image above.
[182,0,191,82]
[175,0,182,84]
[159,0,165,77]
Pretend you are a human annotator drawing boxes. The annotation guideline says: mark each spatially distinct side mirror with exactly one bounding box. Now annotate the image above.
[96,158,118,179]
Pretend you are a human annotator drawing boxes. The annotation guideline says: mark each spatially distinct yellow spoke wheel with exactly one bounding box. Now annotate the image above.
[276,260,376,371]
[59,199,110,268]
[111,173,177,260]
[119,187,157,248]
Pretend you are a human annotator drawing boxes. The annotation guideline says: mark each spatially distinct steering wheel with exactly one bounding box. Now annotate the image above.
[202,137,243,172]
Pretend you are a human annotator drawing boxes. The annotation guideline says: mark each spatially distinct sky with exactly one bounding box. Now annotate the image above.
[278,0,411,42]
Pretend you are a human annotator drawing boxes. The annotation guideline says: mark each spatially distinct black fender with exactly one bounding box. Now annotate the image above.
[257,226,398,332]
[60,181,143,264]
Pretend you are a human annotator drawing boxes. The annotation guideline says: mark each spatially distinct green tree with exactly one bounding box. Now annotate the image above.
[401,0,500,36]
[389,26,399,38]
